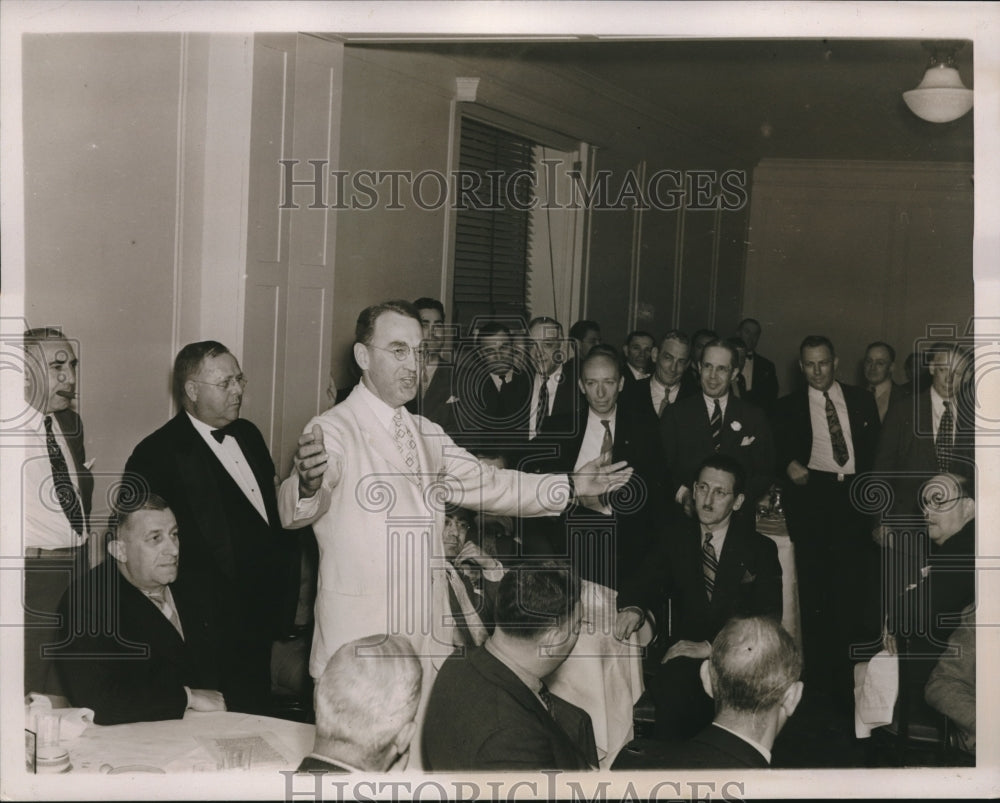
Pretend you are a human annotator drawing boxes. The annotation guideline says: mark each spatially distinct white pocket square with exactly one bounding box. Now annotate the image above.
[740,436,756,446]
[446,396,460,404]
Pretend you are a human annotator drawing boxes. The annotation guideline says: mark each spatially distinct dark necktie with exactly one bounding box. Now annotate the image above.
[211,422,238,443]
[43,415,85,535]
[536,376,549,434]
[936,400,954,472]
[710,399,723,452]
[702,532,718,601]
[824,391,849,466]
[599,419,613,464]
[538,681,554,712]
[657,390,669,417]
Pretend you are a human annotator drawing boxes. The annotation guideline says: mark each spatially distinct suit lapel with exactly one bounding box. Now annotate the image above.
[171,415,237,580]
[227,423,275,526]
[344,387,422,483]
[117,570,188,666]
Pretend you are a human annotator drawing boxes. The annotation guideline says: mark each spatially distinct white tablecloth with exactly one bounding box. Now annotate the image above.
[65,710,314,774]
[546,580,649,769]
[755,511,802,649]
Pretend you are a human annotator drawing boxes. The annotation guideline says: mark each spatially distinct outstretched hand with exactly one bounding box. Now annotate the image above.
[572,457,633,499]
[295,424,334,498]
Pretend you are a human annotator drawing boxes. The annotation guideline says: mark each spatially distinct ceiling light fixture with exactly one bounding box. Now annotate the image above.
[903,41,973,123]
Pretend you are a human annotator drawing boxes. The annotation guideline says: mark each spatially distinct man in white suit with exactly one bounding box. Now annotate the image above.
[279,300,632,683]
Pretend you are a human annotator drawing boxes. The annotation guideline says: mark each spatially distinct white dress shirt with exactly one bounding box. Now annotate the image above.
[575,408,617,471]
[806,381,856,474]
[701,518,732,561]
[649,376,681,414]
[701,392,730,420]
[22,410,90,550]
[187,412,269,523]
[742,353,756,391]
[627,363,650,381]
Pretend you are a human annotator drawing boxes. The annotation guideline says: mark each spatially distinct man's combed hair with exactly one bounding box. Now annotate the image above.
[865,341,896,363]
[624,329,655,346]
[579,348,622,377]
[658,329,691,349]
[173,341,230,402]
[475,320,512,343]
[799,334,835,358]
[528,316,563,336]
[355,300,421,345]
[112,490,171,538]
[569,320,600,340]
[709,616,801,714]
[314,634,422,753]
[22,327,67,348]
[413,297,445,318]
[696,453,747,498]
[494,562,581,639]
[700,337,738,369]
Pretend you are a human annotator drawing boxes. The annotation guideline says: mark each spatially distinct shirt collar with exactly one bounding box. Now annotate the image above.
[186,411,224,440]
[808,381,842,401]
[356,378,400,430]
[929,385,951,413]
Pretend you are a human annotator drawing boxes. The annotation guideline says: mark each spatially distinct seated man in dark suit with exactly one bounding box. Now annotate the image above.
[614,615,803,769]
[644,455,782,740]
[55,494,225,725]
[422,563,598,771]
[298,634,422,773]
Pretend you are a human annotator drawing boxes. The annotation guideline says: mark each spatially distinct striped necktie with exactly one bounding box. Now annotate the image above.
[936,400,954,472]
[710,399,723,452]
[702,532,718,601]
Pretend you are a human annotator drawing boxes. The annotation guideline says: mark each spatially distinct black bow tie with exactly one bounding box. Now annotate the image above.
[211,422,238,443]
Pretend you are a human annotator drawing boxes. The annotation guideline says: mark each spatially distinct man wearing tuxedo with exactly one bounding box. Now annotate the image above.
[627,330,698,420]
[123,341,299,714]
[643,455,782,740]
[614,616,802,769]
[298,634,422,773]
[863,341,906,423]
[56,495,225,725]
[422,564,598,771]
[21,327,95,697]
[771,335,880,704]
[659,339,775,516]
[735,318,779,413]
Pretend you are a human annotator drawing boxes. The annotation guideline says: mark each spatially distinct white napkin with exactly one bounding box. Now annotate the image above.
[25,692,95,740]
[853,651,899,738]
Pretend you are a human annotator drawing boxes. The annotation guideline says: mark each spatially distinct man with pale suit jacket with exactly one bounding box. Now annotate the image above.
[123,341,300,714]
[279,301,633,696]
[659,338,775,516]
[770,335,880,706]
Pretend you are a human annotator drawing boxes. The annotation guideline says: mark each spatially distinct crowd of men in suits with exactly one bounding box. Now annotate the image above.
[18,300,976,770]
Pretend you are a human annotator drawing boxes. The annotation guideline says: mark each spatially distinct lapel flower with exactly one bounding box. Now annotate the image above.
[730,420,743,432]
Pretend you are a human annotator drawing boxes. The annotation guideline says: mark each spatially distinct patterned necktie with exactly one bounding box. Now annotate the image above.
[43,415,85,535]
[702,532,718,601]
[538,681,554,712]
[824,391,849,466]
[936,400,954,471]
[147,588,184,638]
[536,376,550,435]
[710,399,723,452]
[391,408,422,488]
[599,419,613,464]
